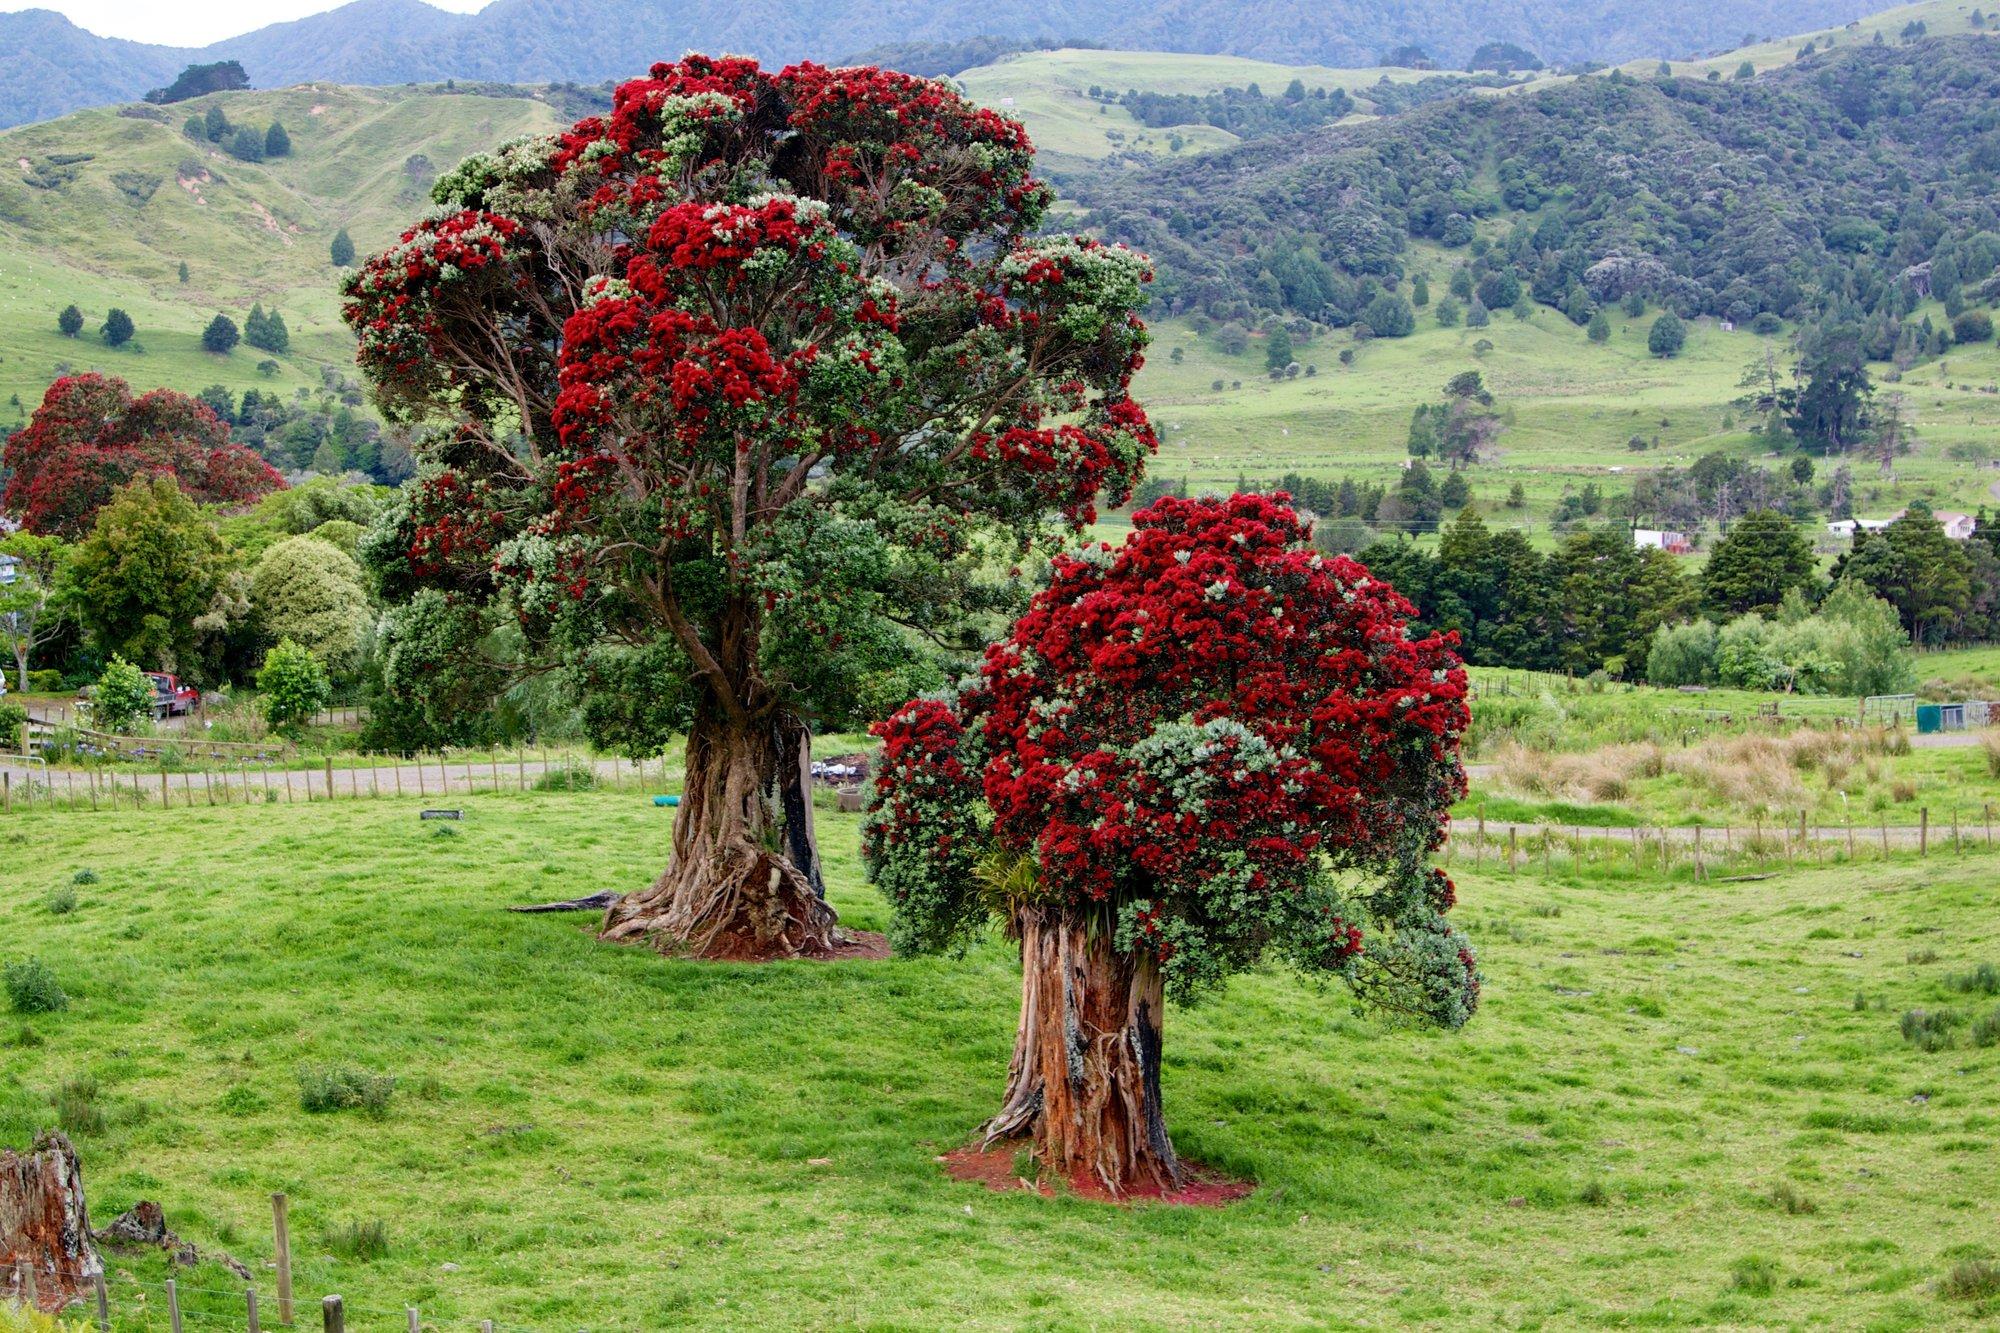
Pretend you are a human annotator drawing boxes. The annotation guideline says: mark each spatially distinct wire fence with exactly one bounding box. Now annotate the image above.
[9,1194,510,1332]
[1444,799,1991,878]
[0,746,689,815]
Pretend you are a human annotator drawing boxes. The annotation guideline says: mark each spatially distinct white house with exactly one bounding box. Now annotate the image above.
[1633,528,1692,553]
[1829,511,1977,541]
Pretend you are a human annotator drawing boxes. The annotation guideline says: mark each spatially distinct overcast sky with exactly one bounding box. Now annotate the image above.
[2,0,496,46]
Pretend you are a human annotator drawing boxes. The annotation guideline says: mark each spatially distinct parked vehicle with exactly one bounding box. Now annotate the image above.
[145,672,200,719]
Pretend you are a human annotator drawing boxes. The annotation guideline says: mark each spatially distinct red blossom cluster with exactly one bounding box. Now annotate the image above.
[869,493,1474,1003]
[1,375,284,536]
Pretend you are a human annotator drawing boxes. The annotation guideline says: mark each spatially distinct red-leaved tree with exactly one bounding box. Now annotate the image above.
[866,494,1477,1196]
[342,56,1154,959]
[2,375,284,537]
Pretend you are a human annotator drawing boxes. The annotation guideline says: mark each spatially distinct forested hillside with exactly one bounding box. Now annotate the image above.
[0,0,1885,128]
[1079,34,2000,328]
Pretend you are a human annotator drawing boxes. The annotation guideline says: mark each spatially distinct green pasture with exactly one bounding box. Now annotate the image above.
[1,786,1996,1328]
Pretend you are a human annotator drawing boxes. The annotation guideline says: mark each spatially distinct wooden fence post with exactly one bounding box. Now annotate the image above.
[1476,806,1486,867]
[4,771,10,812]
[167,1277,184,1333]
[1507,826,1517,873]
[273,1192,293,1326]
[160,768,169,809]
[325,757,335,801]
[1920,807,1929,857]
[282,765,294,804]
[322,1295,344,1333]
[247,1286,261,1333]
[417,756,427,799]
[490,746,500,792]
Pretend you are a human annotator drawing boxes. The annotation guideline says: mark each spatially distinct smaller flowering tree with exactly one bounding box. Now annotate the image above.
[867,493,1477,1196]
[1,375,283,537]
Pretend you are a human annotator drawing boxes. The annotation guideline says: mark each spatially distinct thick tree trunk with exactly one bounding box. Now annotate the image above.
[599,710,839,959]
[1,1131,100,1314]
[983,907,1181,1196]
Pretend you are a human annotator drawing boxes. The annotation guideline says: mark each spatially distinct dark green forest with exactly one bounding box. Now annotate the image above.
[1080,37,2000,330]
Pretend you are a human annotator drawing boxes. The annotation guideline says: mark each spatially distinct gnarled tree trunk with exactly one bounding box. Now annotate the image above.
[599,709,839,959]
[1,1131,100,1314]
[983,906,1181,1195]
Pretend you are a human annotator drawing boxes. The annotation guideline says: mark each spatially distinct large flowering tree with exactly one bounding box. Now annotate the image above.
[2,375,284,537]
[342,56,1154,959]
[866,494,1477,1196]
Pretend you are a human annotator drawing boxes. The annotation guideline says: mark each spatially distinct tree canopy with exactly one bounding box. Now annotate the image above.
[342,54,1155,958]
[2,375,283,538]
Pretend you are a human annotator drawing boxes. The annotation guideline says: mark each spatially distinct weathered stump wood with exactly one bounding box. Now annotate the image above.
[0,1131,100,1313]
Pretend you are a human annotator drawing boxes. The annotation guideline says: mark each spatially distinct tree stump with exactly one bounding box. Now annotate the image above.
[0,1131,101,1313]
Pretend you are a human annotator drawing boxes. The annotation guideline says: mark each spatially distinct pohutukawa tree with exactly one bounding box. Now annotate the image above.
[866,494,1478,1196]
[1,375,284,537]
[342,55,1155,959]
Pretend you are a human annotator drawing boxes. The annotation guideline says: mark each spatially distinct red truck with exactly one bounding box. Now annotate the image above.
[145,672,200,719]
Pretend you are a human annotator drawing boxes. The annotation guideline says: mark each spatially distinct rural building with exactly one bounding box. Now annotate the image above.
[1633,528,1692,553]
[1828,511,1976,540]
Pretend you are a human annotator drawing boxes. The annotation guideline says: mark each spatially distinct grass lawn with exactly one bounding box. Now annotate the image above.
[3,793,1997,1328]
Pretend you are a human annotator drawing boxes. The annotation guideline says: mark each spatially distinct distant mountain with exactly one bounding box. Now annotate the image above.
[0,0,1892,128]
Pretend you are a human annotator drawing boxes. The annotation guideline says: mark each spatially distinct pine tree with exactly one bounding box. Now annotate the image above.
[57,305,83,337]
[203,104,229,142]
[1587,309,1611,342]
[1648,311,1686,357]
[229,126,265,162]
[177,261,190,284]
[100,308,134,347]
[202,313,240,354]
[1411,272,1430,307]
[265,121,291,157]
[329,228,355,268]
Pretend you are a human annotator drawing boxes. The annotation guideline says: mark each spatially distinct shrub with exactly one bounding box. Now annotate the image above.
[1648,311,1686,357]
[258,639,332,738]
[5,958,69,1013]
[70,868,97,885]
[92,657,153,734]
[325,1219,389,1262]
[1971,1008,2000,1049]
[297,1063,395,1116]
[1951,310,1994,344]
[44,886,76,916]
[0,700,25,747]
[1899,1008,1959,1051]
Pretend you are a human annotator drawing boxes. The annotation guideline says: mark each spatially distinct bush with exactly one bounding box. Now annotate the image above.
[1971,1008,2000,1049]
[0,700,25,746]
[92,657,152,733]
[1728,1254,1777,1296]
[27,669,62,692]
[1646,619,1718,687]
[297,1063,395,1116]
[258,639,331,738]
[44,886,76,916]
[1951,310,1994,344]
[202,313,240,354]
[5,958,68,1013]
[71,868,97,885]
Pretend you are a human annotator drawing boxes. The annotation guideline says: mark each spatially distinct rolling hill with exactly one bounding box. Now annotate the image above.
[0,83,563,415]
[0,0,1895,129]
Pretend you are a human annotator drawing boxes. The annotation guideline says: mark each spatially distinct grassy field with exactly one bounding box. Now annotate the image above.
[1,790,1997,1328]
[953,49,1439,168]
[1121,296,2000,550]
